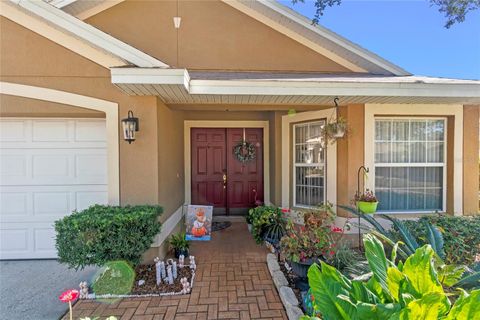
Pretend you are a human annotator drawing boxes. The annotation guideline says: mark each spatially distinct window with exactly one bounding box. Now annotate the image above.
[374,118,446,212]
[293,121,326,207]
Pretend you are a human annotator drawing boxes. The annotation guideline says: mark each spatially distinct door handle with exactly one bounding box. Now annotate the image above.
[223,174,227,189]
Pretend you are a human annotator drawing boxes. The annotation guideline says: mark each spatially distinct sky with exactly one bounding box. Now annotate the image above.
[279,0,480,79]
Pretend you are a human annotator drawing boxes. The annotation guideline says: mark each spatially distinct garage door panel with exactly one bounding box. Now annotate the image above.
[0,118,108,260]
[32,120,70,142]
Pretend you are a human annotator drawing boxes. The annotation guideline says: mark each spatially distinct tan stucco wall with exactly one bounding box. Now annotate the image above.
[1,17,161,207]
[0,94,104,118]
[336,104,365,217]
[86,0,350,72]
[463,105,479,215]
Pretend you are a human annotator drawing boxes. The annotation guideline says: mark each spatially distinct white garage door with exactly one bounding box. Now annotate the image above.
[0,118,108,259]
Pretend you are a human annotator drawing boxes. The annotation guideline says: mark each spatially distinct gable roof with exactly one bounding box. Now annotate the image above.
[43,0,410,76]
[3,0,169,68]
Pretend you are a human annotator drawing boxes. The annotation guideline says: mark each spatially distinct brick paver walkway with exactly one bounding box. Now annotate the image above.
[68,222,288,319]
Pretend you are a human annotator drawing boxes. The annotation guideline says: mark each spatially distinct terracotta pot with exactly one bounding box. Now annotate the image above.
[357,201,378,214]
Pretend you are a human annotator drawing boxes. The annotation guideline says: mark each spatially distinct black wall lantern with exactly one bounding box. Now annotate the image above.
[122,110,139,144]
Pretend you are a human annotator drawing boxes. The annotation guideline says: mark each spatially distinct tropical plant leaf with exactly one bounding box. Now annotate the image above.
[370,230,412,259]
[307,262,357,319]
[402,245,444,297]
[363,234,392,300]
[445,289,480,320]
[356,302,401,319]
[349,280,380,304]
[454,269,480,290]
[391,292,450,319]
[437,264,466,287]
[378,215,419,255]
[423,219,446,260]
[338,205,389,235]
[387,267,405,302]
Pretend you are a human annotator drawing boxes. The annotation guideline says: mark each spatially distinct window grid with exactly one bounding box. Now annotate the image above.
[293,120,326,208]
[374,118,446,213]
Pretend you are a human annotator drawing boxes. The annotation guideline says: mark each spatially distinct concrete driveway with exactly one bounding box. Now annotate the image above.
[0,260,97,320]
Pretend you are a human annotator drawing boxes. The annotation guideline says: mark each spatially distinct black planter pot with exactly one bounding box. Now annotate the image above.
[174,248,189,259]
[288,258,317,279]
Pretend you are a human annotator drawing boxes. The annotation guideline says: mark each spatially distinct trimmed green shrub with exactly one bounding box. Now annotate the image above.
[55,205,162,270]
[399,214,480,265]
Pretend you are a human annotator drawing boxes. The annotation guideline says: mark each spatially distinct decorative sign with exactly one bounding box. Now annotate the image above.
[185,205,212,241]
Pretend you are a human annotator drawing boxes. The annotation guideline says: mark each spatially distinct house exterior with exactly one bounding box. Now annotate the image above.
[1,0,478,260]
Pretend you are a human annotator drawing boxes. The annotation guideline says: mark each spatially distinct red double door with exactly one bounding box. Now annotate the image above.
[191,128,264,215]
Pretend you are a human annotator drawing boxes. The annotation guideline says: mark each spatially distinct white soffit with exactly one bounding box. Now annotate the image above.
[5,0,169,68]
[222,0,410,76]
[110,68,480,105]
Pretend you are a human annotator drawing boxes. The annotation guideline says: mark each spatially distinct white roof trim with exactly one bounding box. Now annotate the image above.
[6,0,169,68]
[110,68,480,99]
[222,0,410,76]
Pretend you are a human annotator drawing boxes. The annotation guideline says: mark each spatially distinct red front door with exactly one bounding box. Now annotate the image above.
[191,128,264,215]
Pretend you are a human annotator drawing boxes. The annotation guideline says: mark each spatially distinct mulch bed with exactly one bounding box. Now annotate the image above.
[130,264,194,295]
[279,261,303,306]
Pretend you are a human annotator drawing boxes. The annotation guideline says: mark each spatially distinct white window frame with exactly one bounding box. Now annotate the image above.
[374,117,447,213]
[293,120,327,208]
[364,104,463,216]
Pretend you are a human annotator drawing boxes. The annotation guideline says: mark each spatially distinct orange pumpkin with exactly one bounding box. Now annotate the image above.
[191,226,207,237]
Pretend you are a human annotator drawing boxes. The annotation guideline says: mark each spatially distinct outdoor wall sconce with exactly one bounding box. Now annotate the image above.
[122,110,139,144]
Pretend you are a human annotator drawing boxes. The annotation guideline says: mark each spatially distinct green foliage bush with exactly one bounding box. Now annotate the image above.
[398,215,480,265]
[55,205,163,270]
[248,206,284,244]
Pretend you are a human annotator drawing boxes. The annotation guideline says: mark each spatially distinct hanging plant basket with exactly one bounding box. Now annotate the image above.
[233,141,256,163]
[324,116,348,144]
[357,201,378,214]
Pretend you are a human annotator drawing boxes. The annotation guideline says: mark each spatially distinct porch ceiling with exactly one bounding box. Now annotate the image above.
[111,68,480,106]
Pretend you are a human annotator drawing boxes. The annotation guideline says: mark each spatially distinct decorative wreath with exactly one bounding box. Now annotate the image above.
[233,141,256,163]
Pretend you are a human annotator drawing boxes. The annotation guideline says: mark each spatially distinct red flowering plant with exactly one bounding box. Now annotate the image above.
[354,189,377,203]
[280,203,345,263]
[59,289,79,320]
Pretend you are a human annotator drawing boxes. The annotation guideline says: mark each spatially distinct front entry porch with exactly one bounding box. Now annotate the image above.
[68,222,287,320]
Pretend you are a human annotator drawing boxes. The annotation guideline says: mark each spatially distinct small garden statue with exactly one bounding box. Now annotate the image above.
[179,254,185,268]
[166,265,174,285]
[189,255,196,270]
[159,260,166,279]
[172,260,178,279]
[79,281,89,299]
[180,277,191,294]
[154,257,162,286]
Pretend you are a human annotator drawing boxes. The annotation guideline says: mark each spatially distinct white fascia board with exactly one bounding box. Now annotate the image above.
[111,68,188,86]
[75,1,125,20]
[188,79,480,98]
[48,0,77,8]
[11,0,169,68]
[1,1,125,68]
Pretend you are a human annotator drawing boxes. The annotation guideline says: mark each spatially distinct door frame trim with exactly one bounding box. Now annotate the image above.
[184,120,270,206]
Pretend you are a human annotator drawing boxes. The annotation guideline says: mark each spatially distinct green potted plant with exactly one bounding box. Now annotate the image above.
[324,116,348,143]
[262,210,287,247]
[354,189,378,214]
[280,204,342,286]
[250,206,282,244]
[169,232,189,258]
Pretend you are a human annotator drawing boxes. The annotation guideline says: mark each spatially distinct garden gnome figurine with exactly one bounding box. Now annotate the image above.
[154,257,162,285]
[189,255,196,270]
[179,254,185,268]
[172,260,178,279]
[180,277,191,294]
[79,281,89,299]
[166,265,174,285]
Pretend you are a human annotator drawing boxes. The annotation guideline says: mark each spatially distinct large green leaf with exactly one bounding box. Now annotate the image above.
[356,302,401,319]
[423,219,445,260]
[308,262,357,320]
[391,292,450,320]
[363,234,392,300]
[387,267,405,302]
[445,289,480,320]
[378,215,419,255]
[402,245,444,297]
[370,230,411,260]
[350,280,380,304]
